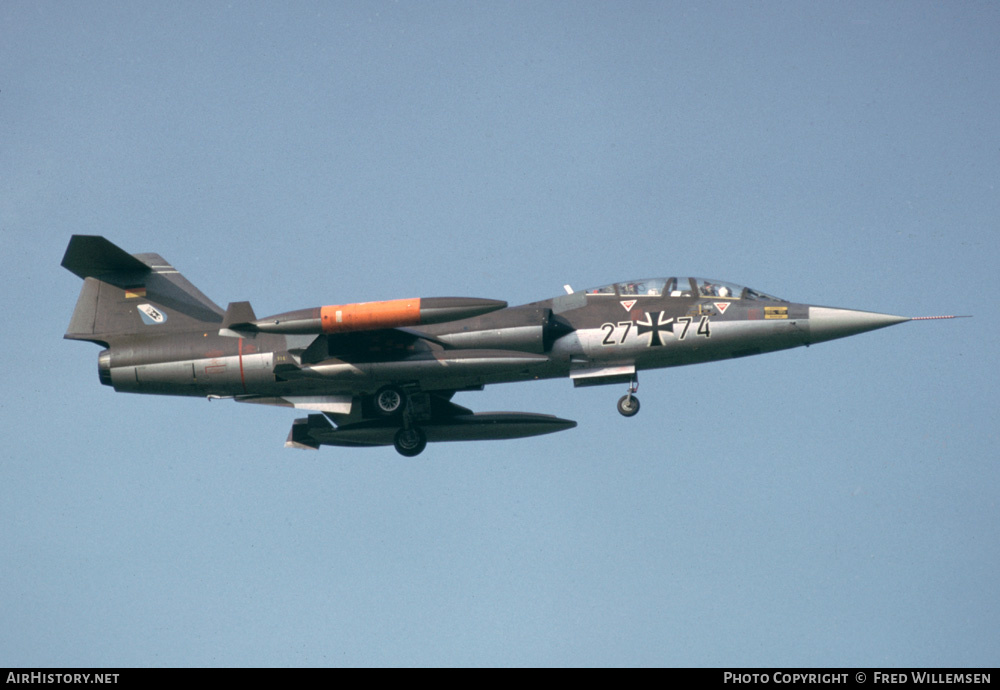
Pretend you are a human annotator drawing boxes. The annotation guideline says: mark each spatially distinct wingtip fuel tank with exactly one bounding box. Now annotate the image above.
[250,297,508,335]
[287,411,577,450]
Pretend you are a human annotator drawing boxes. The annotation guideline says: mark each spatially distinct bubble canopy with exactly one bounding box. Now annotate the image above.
[584,278,787,302]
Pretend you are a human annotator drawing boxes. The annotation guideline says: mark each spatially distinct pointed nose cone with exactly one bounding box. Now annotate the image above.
[807,307,910,345]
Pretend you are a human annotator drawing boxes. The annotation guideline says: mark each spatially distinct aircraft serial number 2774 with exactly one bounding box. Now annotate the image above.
[62,236,962,456]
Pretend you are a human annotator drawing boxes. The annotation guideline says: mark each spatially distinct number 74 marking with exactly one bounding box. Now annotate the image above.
[676,316,711,340]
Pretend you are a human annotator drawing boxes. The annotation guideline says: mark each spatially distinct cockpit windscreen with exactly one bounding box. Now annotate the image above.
[585,277,786,302]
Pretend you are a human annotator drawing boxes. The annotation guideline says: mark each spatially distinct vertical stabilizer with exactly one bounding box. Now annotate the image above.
[62,236,224,345]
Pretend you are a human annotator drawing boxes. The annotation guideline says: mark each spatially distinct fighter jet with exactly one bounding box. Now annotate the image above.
[62,236,964,456]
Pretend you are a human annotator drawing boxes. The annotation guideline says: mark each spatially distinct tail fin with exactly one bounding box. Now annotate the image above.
[62,236,224,345]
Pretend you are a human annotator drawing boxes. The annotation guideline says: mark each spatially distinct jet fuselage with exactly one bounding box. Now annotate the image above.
[64,237,955,455]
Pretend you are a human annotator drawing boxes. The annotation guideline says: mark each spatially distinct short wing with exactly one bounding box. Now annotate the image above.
[297,328,444,364]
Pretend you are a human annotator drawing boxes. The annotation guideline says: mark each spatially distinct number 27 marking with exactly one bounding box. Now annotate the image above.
[601,321,633,345]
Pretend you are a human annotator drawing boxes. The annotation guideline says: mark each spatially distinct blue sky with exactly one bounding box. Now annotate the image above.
[2,1,997,667]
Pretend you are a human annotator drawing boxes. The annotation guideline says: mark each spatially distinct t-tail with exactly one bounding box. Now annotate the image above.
[62,235,224,347]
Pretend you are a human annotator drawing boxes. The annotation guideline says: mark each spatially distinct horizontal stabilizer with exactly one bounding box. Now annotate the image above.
[61,235,150,279]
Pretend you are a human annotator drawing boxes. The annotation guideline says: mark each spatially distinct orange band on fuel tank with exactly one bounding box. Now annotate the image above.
[320,298,422,333]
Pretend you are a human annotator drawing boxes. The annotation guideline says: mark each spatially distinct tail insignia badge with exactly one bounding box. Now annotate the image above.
[137,304,167,325]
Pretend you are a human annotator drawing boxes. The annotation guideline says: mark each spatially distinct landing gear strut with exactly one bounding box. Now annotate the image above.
[377,385,428,456]
[617,376,640,417]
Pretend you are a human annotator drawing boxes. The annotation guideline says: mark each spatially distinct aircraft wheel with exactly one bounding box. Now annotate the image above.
[617,395,640,417]
[374,385,406,416]
[393,427,427,457]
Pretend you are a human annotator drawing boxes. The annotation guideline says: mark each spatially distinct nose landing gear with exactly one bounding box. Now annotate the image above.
[617,376,640,417]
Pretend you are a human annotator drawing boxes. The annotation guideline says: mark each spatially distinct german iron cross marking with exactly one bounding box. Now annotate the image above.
[636,311,674,347]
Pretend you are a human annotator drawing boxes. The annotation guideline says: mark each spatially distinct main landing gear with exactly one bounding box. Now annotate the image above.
[373,385,427,456]
[374,385,406,416]
[617,376,640,417]
[393,427,427,457]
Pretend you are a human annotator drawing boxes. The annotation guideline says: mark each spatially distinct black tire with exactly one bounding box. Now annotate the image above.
[393,427,427,457]
[617,395,640,417]
[374,385,406,416]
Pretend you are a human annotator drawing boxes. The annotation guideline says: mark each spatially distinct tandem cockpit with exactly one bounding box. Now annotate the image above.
[585,277,788,301]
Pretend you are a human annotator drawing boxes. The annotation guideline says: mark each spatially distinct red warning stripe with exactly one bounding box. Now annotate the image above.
[238,337,247,393]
